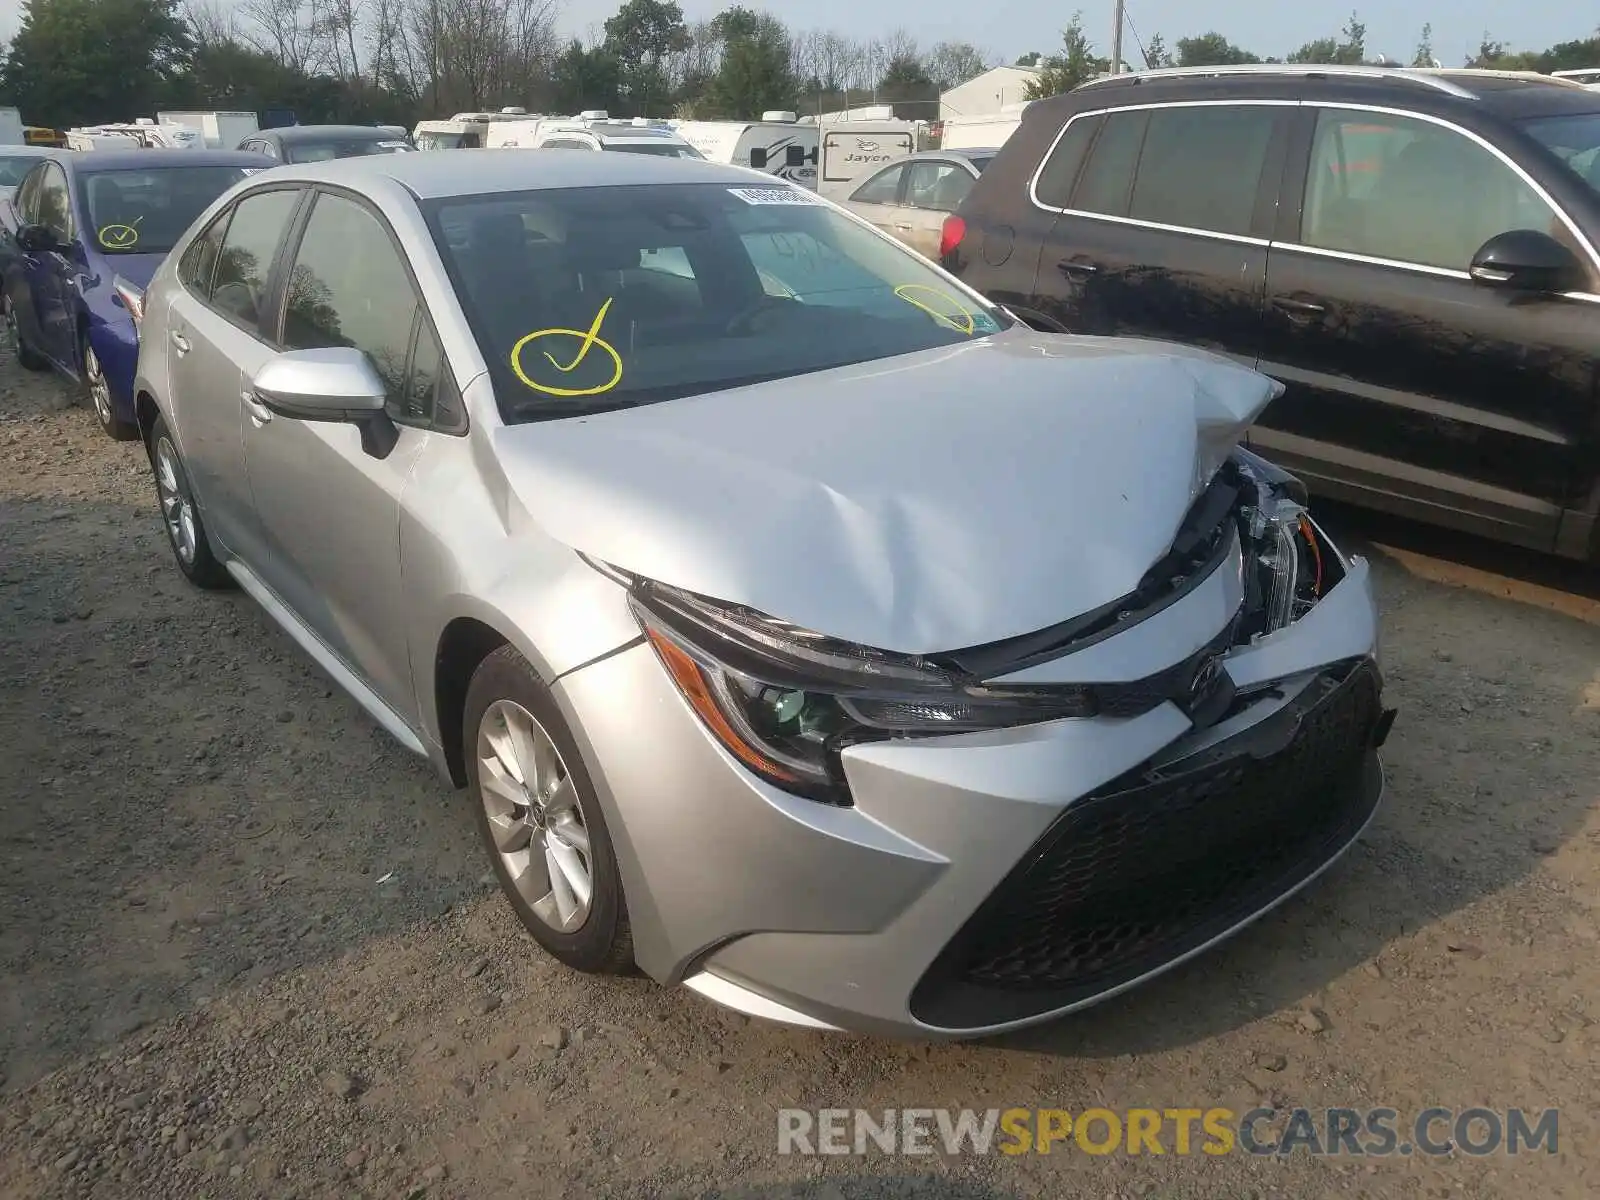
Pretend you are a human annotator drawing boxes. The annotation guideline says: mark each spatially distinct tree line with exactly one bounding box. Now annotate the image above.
[1,0,1596,132]
[1025,11,1600,99]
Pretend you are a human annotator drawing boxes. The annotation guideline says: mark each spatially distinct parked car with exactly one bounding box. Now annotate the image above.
[0,149,270,439]
[843,147,998,257]
[132,152,1392,1039]
[943,64,1600,560]
[0,145,67,205]
[237,124,416,163]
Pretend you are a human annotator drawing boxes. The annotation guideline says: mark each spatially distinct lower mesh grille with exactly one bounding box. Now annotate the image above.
[910,659,1383,1029]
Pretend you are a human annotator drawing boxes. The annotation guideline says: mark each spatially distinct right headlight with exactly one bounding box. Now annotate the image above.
[627,580,1098,804]
[1230,448,1344,640]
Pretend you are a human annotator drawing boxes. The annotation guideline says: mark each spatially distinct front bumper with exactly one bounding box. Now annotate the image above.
[554,553,1390,1040]
[89,319,139,421]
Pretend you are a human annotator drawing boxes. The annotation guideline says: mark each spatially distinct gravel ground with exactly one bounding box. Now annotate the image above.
[1,346,1598,1200]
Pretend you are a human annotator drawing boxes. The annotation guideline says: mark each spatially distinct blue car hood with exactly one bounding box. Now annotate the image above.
[95,252,167,290]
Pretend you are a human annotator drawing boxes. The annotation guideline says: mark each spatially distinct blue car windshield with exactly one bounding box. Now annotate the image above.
[427,181,1011,422]
[80,166,249,256]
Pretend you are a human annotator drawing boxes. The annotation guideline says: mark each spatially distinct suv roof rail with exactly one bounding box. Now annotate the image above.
[1075,63,1478,100]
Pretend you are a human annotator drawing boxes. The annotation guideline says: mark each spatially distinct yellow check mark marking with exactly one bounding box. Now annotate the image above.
[544,297,613,372]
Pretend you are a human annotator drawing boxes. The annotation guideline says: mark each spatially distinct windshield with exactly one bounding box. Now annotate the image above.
[81,166,249,255]
[607,141,703,159]
[285,137,415,163]
[0,156,39,187]
[1523,113,1600,198]
[428,181,1010,421]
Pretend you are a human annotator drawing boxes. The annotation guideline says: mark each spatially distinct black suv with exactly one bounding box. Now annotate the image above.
[943,65,1600,560]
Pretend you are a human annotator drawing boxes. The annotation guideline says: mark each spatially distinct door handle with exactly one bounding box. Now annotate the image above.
[893,222,913,231]
[169,330,190,355]
[241,388,273,425]
[1057,259,1101,278]
[1272,297,1327,317]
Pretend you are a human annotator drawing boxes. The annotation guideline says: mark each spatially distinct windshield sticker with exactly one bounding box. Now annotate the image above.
[241,167,268,175]
[96,217,142,250]
[728,186,817,205]
[377,140,413,150]
[510,297,624,397]
[892,284,983,335]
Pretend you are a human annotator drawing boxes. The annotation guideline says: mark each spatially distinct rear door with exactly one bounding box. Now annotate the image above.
[1031,100,1290,365]
[843,162,908,238]
[165,185,304,566]
[1253,104,1600,550]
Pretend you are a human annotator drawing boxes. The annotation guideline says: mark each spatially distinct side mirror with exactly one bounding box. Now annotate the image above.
[250,347,398,458]
[16,223,59,252]
[1468,229,1583,294]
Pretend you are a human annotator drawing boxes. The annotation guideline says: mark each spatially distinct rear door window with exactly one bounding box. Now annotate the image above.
[1126,106,1277,236]
[1033,116,1100,208]
[1070,110,1148,216]
[905,160,974,212]
[850,163,905,204]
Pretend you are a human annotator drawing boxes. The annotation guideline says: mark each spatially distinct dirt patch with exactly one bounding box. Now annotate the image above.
[1,348,1597,1198]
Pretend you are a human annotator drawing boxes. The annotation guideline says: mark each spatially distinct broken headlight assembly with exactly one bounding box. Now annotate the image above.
[1230,447,1344,642]
[626,581,1097,804]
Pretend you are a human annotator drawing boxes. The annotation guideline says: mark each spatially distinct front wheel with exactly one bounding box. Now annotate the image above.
[148,414,233,590]
[84,335,137,441]
[464,645,634,975]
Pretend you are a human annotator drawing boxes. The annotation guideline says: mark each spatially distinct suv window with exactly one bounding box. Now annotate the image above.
[850,163,904,204]
[905,160,973,212]
[1302,109,1560,271]
[1126,106,1276,236]
[1071,110,1147,216]
[211,188,301,329]
[178,210,230,299]
[280,191,421,412]
[1034,116,1100,208]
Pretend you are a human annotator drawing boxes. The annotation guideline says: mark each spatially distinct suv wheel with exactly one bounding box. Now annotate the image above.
[464,645,635,975]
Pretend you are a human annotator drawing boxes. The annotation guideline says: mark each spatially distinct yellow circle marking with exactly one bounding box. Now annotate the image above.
[509,296,624,398]
[97,216,143,250]
[893,283,976,335]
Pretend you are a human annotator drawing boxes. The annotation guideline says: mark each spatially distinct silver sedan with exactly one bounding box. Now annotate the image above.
[132,150,1395,1038]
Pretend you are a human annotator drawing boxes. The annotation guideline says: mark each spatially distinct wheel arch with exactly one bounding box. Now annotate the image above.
[433,616,513,787]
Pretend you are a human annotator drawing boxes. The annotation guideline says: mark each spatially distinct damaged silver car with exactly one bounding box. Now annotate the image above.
[132,150,1396,1038]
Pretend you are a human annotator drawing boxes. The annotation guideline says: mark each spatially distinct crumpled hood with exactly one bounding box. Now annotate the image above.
[491,330,1282,655]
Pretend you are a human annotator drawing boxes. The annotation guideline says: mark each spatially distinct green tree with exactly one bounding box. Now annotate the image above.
[550,39,622,115]
[876,51,937,119]
[1014,51,1042,67]
[701,7,797,119]
[0,0,194,126]
[1025,12,1108,100]
[1175,31,1259,67]
[1412,22,1436,68]
[1287,37,1341,65]
[602,0,689,116]
[1288,13,1366,66]
[1141,33,1172,69]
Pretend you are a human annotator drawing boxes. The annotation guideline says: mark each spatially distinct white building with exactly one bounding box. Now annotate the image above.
[939,65,1041,121]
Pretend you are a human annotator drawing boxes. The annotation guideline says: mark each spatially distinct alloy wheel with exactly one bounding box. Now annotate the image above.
[476,699,594,932]
[154,437,198,564]
[85,343,113,428]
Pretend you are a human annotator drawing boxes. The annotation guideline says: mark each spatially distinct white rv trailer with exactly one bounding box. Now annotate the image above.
[0,108,23,146]
[413,107,533,149]
[156,110,261,148]
[1550,68,1600,90]
[66,120,204,150]
[484,111,699,156]
[815,120,918,200]
[939,100,1033,150]
[673,112,818,185]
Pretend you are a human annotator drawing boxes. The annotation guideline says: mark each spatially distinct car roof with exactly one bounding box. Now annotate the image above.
[66,149,270,173]
[0,145,67,158]
[260,148,767,198]
[268,125,407,142]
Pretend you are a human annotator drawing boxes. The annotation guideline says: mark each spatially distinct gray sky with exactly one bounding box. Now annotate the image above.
[0,0,1588,69]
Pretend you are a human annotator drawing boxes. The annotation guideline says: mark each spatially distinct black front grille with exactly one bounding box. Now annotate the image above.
[910,659,1384,1029]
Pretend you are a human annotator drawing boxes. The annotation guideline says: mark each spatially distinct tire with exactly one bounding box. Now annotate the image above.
[464,644,634,975]
[84,333,137,441]
[147,414,233,590]
[3,294,48,371]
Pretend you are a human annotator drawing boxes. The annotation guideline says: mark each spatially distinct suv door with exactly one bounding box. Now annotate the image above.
[1031,101,1290,365]
[241,187,442,719]
[1253,105,1600,551]
[166,186,304,567]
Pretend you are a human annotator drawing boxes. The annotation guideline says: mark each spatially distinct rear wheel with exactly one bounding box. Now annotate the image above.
[464,645,634,975]
[3,294,47,371]
[84,335,137,441]
[149,414,233,590]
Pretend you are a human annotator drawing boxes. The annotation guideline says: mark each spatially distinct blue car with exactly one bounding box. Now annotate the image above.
[0,148,269,439]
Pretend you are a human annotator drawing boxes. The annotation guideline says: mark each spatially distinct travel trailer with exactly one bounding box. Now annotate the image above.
[67,119,204,151]
[674,112,818,184]
[413,107,532,149]
[485,112,699,156]
[0,108,23,146]
[816,120,918,200]
[156,110,261,149]
[939,101,1033,150]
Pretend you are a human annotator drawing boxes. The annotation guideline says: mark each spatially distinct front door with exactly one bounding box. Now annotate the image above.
[30,162,78,366]
[241,188,430,719]
[165,186,304,564]
[1033,100,1290,365]
[1253,105,1600,548]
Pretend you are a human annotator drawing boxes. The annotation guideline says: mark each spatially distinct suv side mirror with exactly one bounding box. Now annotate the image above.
[1468,229,1584,294]
[251,347,399,458]
[16,223,60,252]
